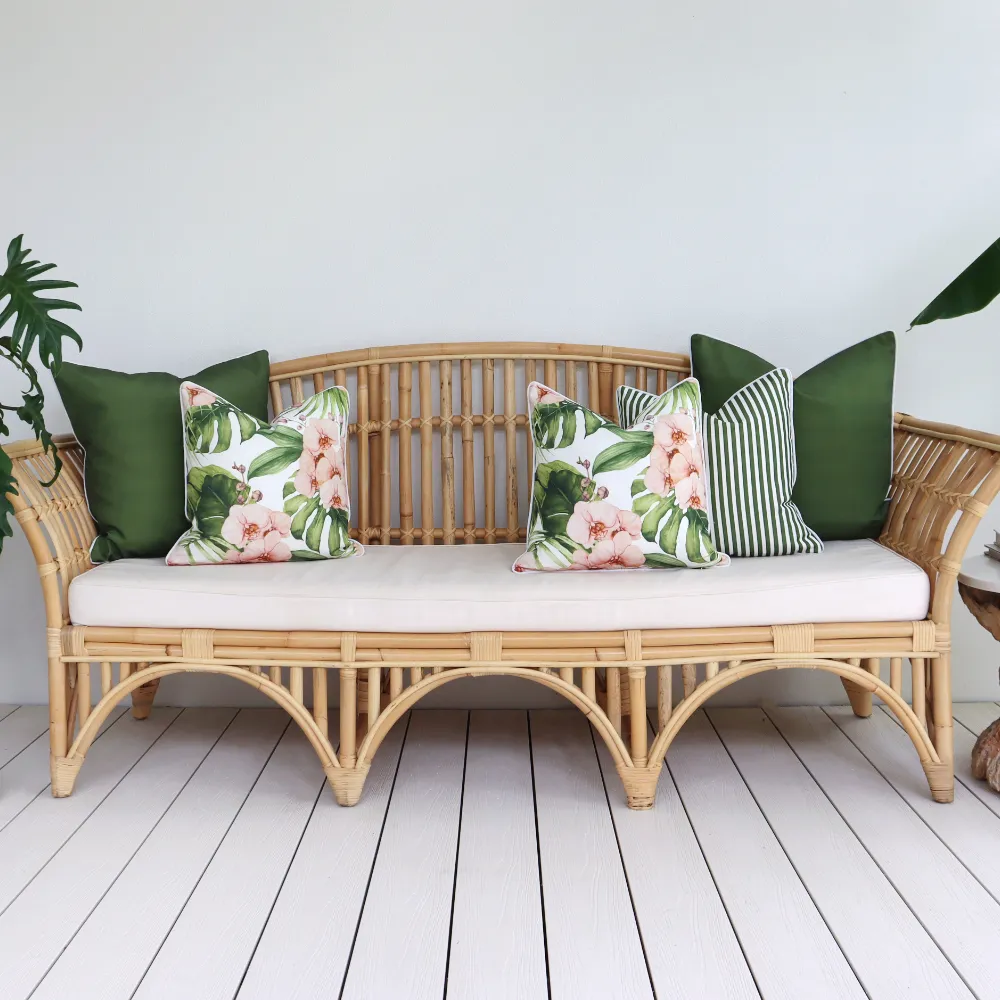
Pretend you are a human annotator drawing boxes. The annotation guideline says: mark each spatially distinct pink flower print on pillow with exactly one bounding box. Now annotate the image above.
[303,418,340,458]
[652,412,696,452]
[184,385,217,408]
[675,471,708,512]
[294,451,338,498]
[319,472,349,511]
[221,504,293,563]
[567,501,641,547]
[527,383,566,407]
[572,530,646,570]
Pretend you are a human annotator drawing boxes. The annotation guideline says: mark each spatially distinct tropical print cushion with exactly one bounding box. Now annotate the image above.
[513,380,725,572]
[618,370,822,558]
[166,382,362,565]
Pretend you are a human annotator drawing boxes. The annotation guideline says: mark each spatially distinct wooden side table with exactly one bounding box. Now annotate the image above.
[958,554,1000,790]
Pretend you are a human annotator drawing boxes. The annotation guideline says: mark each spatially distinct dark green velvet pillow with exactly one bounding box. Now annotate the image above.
[56,352,271,561]
[691,332,895,541]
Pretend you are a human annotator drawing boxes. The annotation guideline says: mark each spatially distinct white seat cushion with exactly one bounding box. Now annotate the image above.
[69,540,929,632]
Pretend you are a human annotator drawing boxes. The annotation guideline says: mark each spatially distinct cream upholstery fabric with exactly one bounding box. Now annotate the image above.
[69,540,929,633]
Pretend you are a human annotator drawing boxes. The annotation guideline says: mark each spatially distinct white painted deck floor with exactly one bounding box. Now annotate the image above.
[1,702,1000,999]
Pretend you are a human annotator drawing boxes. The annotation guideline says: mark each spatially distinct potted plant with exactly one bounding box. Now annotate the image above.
[0,236,82,553]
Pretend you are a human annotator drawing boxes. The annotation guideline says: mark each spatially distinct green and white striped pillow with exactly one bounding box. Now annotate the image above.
[616,370,822,557]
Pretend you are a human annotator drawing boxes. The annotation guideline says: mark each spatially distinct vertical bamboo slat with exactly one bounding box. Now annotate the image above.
[461,359,475,543]
[607,668,622,735]
[525,360,536,479]
[313,667,328,740]
[420,362,434,544]
[290,377,305,406]
[367,666,381,723]
[657,665,672,729]
[380,364,392,543]
[289,666,304,704]
[611,364,625,423]
[544,359,557,390]
[399,363,414,544]
[628,668,647,767]
[705,661,719,680]
[912,658,926,729]
[340,668,357,767]
[582,665,596,701]
[269,382,283,417]
[411,666,423,685]
[504,360,518,540]
[682,663,697,698]
[890,657,903,694]
[119,662,132,683]
[588,362,600,412]
[313,372,325,395]
[440,361,456,543]
[598,362,613,420]
[357,366,370,544]
[269,665,282,686]
[368,365,382,540]
[560,666,574,685]
[656,368,668,393]
[100,661,112,697]
[390,666,403,699]
[78,662,91,725]
[483,359,496,540]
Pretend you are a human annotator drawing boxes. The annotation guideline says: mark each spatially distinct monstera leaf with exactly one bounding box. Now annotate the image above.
[0,236,83,555]
[911,236,1000,327]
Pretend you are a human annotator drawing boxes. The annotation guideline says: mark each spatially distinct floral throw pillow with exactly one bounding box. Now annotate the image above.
[166,382,362,565]
[512,380,725,572]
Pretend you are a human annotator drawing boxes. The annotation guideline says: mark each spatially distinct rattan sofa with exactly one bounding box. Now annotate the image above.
[6,343,1000,809]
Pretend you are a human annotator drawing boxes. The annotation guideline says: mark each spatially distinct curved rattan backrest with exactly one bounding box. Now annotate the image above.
[267,342,691,547]
[5,435,93,626]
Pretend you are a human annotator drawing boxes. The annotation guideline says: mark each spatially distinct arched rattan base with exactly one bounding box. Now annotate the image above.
[48,655,953,808]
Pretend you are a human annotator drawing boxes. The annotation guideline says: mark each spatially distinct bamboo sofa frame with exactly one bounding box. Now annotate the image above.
[6,343,1000,809]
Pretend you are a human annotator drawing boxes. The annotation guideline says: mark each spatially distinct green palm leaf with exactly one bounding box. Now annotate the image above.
[0,236,83,553]
[910,236,1000,328]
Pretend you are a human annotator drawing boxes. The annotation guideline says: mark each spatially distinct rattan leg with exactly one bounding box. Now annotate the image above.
[617,763,661,810]
[929,652,954,802]
[841,658,872,718]
[131,676,160,720]
[47,636,69,793]
[325,762,370,806]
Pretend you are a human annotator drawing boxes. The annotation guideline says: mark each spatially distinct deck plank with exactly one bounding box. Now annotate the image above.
[589,713,759,999]
[0,708,239,1000]
[131,724,326,1000]
[447,710,548,1000]
[530,709,653,1000]
[0,707,126,832]
[0,706,50,768]
[341,710,469,1000]
[32,709,287,1000]
[770,705,1000,998]
[828,706,1000,904]
[0,708,181,912]
[236,717,408,1000]
[710,707,971,1000]
[666,711,865,1000]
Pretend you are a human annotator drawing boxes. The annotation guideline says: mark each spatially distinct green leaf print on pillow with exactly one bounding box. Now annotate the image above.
[513,378,724,572]
[167,383,361,565]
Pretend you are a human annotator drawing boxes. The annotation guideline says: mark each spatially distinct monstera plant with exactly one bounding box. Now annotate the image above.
[0,236,82,555]
[910,235,1000,328]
